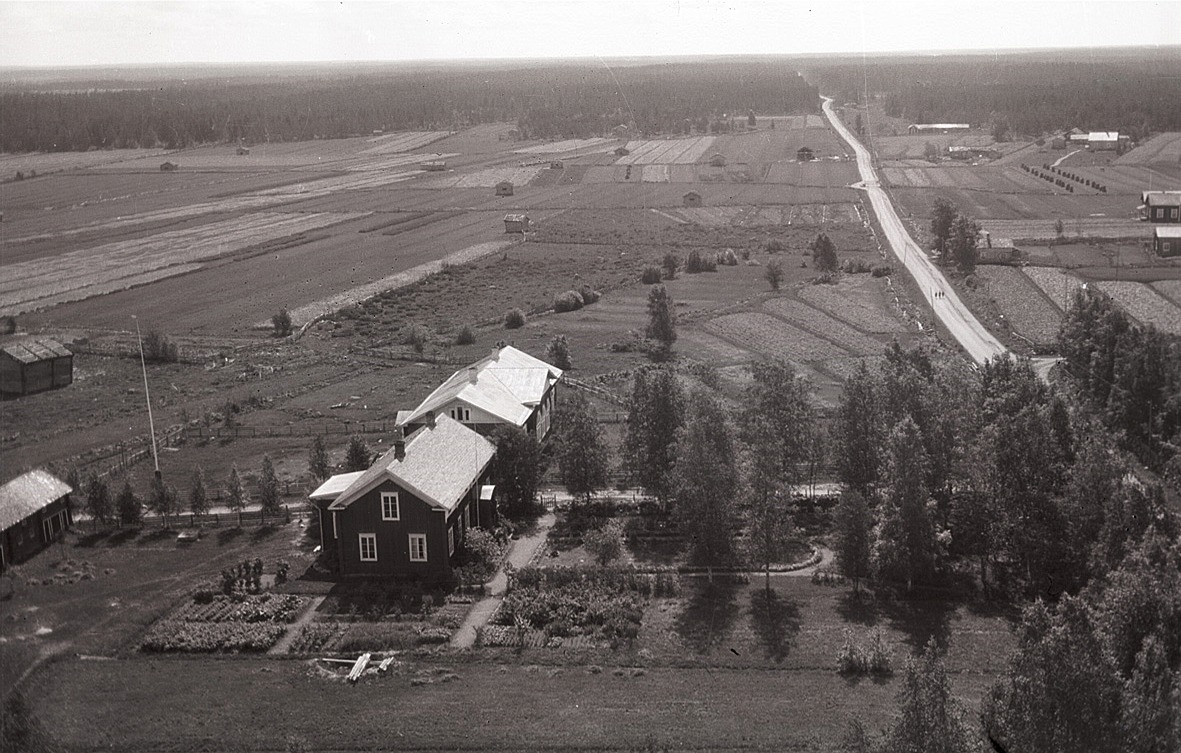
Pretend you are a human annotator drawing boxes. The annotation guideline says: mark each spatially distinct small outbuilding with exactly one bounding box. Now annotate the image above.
[709,154,727,167]
[614,147,630,157]
[495,181,514,197]
[797,146,814,162]
[1,470,73,569]
[0,337,73,397]
[1087,132,1120,151]
[549,160,564,170]
[422,160,447,172]
[1153,226,1181,257]
[236,146,251,156]
[907,123,970,134]
[1141,191,1181,223]
[683,191,703,208]
[977,232,1022,264]
[159,161,178,171]
[504,213,530,233]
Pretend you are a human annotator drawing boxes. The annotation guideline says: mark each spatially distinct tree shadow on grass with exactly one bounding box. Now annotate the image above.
[835,589,881,628]
[136,528,173,545]
[877,588,959,653]
[74,530,113,548]
[674,577,741,655]
[748,587,801,662]
[106,528,140,546]
[250,525,282,543]
[217,527,244,546]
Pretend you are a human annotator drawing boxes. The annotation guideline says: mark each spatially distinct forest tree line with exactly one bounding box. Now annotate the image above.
[809,50,1181,140]
[0,60,818,152]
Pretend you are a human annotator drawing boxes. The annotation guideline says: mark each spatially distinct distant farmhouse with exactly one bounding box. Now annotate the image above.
[947,146,999,161]
[159,161,178,171]
[977,231,1022,265]
[422,160,447,172]
[503,213,530,233]
[397,345,563,440]
[1141,191,1181,223]
[1153,227,1181,257]
[1,470,73,569]
[309,416,496,580]
[614,146,630,157]
[1087,132,1120,151]
[708,154,727,167]
[236,146,251,156]
[907,123,970,134]
[495,181,514,196]
[0,337,73,397]
[683,191,703,207]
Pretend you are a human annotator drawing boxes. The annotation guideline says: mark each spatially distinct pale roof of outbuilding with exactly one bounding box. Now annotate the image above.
[0,470,72,531]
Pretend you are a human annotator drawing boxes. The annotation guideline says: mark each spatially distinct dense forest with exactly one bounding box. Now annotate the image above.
[0,59,818,152]
[807,48,1181,139]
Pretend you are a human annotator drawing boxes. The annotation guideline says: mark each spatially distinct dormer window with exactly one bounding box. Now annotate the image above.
[450,406,471,422]
[381,492,400,521]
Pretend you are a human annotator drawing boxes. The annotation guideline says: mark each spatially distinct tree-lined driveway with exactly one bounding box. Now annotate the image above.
[820,96,1009,366]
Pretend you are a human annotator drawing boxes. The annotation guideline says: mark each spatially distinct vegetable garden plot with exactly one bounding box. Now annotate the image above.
[358,131,452,155]
[0,211,367,314]
[706,312,849,362]
[675,207,744,226]
[797,277,909,334]
[616,137,716,165]
[641,165,671,183]
[974,265,1064,345]
[762,298,884,356]
[1092,280,1181,335]
[1022,266,1085,311]
[979,218,1153,241]
[515,137,614,154]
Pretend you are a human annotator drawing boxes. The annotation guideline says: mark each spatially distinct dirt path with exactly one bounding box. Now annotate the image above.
[268,594,327,654]
[1052,149,1083,168]
[450,512,555,649]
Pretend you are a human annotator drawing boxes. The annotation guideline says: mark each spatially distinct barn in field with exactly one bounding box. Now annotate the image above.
[1,470,73,569]
[504,213,530,233]
[683,191,703,207]
[1153,227,1181,257]
[1141,191,1181,223]
[977,232,1022,265]
[422,160,447,172]
[236,146,251,156]
[797,147,814,162]
[1087,132,1120,151]
[549,160,564,169]
[0,338,73,397]
[709,154,727,167]
[159,161,178,171]
[614,147,630,157]
[495,181,514,197]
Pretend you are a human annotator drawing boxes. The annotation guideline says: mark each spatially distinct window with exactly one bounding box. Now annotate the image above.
[408,533,428,562]
[359,533,377,561]
[381,492,400,521]
[448,526,456,556]
[464,502,471,530]
[450,406,470,422]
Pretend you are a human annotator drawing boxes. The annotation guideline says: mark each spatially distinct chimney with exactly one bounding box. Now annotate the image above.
[469,366,479,384]
[425,410,435,428]
[393,426,405,461]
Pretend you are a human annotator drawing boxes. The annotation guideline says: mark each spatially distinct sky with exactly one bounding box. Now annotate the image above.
[1,0,1179,67]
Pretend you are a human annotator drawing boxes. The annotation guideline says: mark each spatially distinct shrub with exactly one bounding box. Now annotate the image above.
[763,239,784,254]
[578,285,601,305]
[0,316,15,335]
[142,330,179,363]
[870,263,893,278]
[718,248,739,266]
[765,259,784,291]
[271,309,293,337]
[553,291,584,313]
[583,520,625,566]
[546,334,572,370]
[401,325,430,353]
[685,249,716,273]
[455,325,476,345]
[841,258,872,274]
[641,266,663,284]
[661,252,680,279]
[837,628,865,674]
[504,308,527,329]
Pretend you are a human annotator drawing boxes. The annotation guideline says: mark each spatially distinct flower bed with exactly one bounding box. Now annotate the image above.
[140,622,286,653]
[172,594,305,624]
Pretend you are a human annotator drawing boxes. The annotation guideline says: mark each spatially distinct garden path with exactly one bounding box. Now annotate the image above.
[450,512,556,649]
[268,594,327,654]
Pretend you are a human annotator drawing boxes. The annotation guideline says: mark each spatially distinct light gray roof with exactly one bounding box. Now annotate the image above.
[1145,193,1181,208]
[1154,226,1181,239]
[308,471,366,502]
[0,338,71,365]
[0,470,72,531]
[400,346,562,428]
[327,415,495,513]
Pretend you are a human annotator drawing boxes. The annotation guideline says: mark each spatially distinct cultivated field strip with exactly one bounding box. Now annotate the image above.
[675,207,745,226]
[0,211,367,314]
[1153,280,1181,307]
[278,239,519,327]
[616,137,716,165]
[20,264,205,311]
[251,170,422,196]
[975,265,1064,344]
[0,148,172,175]
[515,138,614,154]
[675,330,753,364]
[341,152,460,172]
[1022,266,1085,311]
[358,131,452,155]
[762,298,884,356]
[641,165,671,183]
[706,312,849,362]
[980,218,1153,241]
[1116,132,1181,165]
[797,279,909,334]
[417,165,545,189]
[1092,280,1181,335]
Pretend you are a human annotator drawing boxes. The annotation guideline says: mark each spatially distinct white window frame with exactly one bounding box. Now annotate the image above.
[448,526,456,556]
[408,533,428,562]
[381,492,400,521]
[451,406,471,422]
[359,533,377,562]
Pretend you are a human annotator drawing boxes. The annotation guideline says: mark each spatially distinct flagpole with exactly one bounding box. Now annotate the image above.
[132,316,161,480]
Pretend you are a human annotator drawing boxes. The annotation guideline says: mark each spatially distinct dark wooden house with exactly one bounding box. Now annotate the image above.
[504,213,530,233]
[797,146,814,162]
[495,181,514,196]
[683,191,702,207]
[159,161,178,171]
[0,338,73,397]
[1,470,73,570]
[1142,192,1181,223]
[309,416,496,580]
[709,154,727,167]
[1153,226,1181,258]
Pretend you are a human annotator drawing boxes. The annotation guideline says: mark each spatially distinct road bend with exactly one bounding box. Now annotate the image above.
[820,96,1009,366]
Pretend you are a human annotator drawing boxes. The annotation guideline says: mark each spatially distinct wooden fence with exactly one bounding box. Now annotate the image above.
[183,422,394,440]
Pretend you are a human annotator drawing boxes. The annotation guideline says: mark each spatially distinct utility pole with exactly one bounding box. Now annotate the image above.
[132,315,161,482]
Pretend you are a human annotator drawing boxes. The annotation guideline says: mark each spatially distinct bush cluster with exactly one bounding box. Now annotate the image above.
[871,263,893,277]
[554,290,584,312]
[504,308,527,329]
[455,325,476,345]
[685,248,717,273]
[835,626,893,675]
[641,266,663,284]
[140,622,286,653]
